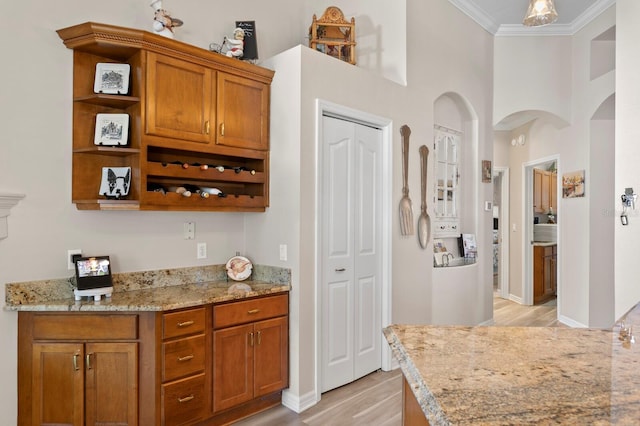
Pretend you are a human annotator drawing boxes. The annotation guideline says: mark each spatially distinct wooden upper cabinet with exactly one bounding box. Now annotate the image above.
[146,52,214,144]
[57,22,274,212]
[216,72,270,151]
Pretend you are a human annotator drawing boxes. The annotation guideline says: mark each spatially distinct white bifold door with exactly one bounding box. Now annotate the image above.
[321,115,383,393]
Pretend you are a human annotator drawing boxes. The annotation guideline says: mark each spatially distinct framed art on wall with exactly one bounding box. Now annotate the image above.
[562,170,585,198]
[482,160,492,183]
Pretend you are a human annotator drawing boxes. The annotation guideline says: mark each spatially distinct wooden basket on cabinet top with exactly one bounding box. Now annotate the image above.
[57,22,274,212]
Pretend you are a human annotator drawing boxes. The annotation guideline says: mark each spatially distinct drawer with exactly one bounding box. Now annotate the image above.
[162,373,206,426]
[214,293,288,329]
[163,307,206,340]
[163,334,206,382]
[32,314,138,340]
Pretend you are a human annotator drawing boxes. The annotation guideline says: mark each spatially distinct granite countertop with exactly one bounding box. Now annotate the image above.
[4,264,291,312]
[532,241,557,247]
[384,304,640,425]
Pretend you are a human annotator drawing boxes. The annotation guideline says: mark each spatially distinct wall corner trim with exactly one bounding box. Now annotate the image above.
[0,193,25,240]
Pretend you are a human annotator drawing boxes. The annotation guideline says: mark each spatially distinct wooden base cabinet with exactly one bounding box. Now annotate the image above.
[18,293,289,426]
[534,244,557,304]
[213,294,289,417]
[19,313,142,426]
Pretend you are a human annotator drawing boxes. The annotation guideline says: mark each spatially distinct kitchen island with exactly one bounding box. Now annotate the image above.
[383,304,640,425]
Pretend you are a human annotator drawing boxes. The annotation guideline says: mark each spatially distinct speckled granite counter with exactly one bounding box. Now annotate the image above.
[4,264,290,311]
[384,304,640,425]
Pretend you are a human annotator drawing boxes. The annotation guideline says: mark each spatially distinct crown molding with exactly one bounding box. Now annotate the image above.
[449,0,616,36]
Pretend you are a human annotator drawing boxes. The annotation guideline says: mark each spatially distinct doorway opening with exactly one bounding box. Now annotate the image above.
[493,167,509,300]
[524,156,559,310]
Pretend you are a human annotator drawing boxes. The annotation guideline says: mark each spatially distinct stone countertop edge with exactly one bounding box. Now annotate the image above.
[383,327,450,426]
[4,264,291,312]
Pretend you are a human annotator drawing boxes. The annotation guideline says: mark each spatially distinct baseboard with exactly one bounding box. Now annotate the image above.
[558,315,587,328]
[281,388,318,414]
[508,294,524,304]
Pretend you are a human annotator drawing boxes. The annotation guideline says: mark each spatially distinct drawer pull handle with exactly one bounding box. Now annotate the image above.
[178,354,194,362]
[177,320,195,328]
[86,353,93,370]
[178,395,195,403]
[220,122,225,136]
[247,309,260,315]
[73,353,80,371]
[257,330,262,345]
[205,120,210,135]
[335,268,346,272]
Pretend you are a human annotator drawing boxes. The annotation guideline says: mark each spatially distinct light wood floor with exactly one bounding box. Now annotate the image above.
[233,295,560,425]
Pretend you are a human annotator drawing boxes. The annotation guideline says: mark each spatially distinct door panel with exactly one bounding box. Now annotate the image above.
[32,343,84,426]
[321,115,382,392]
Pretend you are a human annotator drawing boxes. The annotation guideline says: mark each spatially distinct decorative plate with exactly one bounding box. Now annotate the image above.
[99,167,131,199]
[94,113,129,146]
[94,63,130,94]
[226,255,253,281]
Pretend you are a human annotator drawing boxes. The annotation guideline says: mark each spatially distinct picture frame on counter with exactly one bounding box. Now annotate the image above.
[93,62,130,94]
[94,113,129,146]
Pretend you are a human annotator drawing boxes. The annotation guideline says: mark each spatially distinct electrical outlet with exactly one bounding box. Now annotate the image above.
[184,222,195,240]
[67,249,82,270]
[197,242,207,259]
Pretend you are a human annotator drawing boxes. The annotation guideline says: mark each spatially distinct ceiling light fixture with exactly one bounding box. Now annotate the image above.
[523,0,559,27]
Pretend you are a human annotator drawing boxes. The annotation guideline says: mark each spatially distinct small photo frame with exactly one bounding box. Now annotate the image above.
[94,113,129,146]
[99,167,131,199]
[562,170,585,198]
[482,160,492,183]
[94,63,130,94]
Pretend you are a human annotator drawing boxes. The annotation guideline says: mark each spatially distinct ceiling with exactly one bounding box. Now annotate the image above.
[448,0,616,35]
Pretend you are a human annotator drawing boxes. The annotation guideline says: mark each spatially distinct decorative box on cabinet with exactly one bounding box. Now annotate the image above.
[57,22,274,212]
[309,6,356,65]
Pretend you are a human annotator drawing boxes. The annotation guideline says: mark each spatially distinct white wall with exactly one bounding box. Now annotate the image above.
[615,0,640,319]
[258,0,494,409]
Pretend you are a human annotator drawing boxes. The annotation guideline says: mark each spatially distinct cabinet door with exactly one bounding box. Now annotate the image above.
[32,343,85,426]
[541,171,551,212]
[533,169,544,213]
[254,316,288,397]
[146,52,214,143]
[533,246,545,303]
[216,72,270,150]
[85,342,138,426]
[213,323,254,412]
[549,173,558,212]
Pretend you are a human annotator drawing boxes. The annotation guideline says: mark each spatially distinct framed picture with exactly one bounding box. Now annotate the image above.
[94,63,130,94]
[94,113,129,146]
[482,160,492,183]
[562,170,585,198]
[99,167,131,199]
